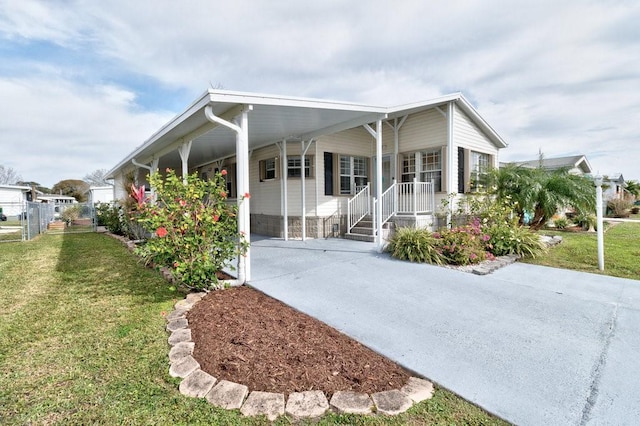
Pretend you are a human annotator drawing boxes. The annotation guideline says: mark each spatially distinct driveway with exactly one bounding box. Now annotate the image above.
[248,236,640,425]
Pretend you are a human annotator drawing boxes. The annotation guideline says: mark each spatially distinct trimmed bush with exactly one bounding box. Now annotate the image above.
[553,217,570,229]
[387,227,444,265]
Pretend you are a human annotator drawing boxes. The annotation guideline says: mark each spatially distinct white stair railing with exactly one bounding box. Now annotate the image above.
[347,183,371,233]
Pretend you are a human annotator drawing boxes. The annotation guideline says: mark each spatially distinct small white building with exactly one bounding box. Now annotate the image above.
[602,173,625,201]
[0,184,31,218]
[88,186,115,204]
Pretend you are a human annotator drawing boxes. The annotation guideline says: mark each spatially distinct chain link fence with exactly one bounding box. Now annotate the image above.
[0,201,96,242]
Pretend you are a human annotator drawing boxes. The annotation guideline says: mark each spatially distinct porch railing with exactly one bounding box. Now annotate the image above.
[347,183,371,233]
[396,179,435,215]
[348,179,435,235]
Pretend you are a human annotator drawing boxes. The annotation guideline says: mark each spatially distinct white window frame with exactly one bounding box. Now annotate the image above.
[339,155,368,195]
[470,151,490,192]
[287,156,313,178]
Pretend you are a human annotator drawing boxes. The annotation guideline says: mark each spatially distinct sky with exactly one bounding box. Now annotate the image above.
[1,0,639,188]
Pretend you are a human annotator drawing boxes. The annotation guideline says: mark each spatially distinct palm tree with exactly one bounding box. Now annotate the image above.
[490,165,596,230]
[625,180,640,200]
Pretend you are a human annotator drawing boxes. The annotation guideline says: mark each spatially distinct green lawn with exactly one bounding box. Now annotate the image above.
[0,233,505,425]
[523,222,640,279]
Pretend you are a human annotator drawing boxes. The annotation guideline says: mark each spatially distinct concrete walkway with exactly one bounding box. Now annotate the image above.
[248,236,640,425]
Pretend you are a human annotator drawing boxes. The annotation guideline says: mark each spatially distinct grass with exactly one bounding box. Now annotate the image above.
[523,222,640,279]
[0,233,506,425]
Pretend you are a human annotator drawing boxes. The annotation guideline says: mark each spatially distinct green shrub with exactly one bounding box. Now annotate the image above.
[133,169,248,290]
[60,205,81,225]
[575,212,597,231]
[553,217,570,229]
[485,223,546,258]
[607,198,633,217]
[96,203,125,234]
[387,227,444,265]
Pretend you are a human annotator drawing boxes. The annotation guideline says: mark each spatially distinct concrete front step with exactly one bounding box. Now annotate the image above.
[344,233,375,242]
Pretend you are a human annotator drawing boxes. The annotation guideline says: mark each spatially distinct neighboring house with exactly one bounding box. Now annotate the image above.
[602,173,625,201]
[0,184,31,218]
[107,90,507,283]
[37,194,78,204]
[506,154,592,175]
[87,186,115,204]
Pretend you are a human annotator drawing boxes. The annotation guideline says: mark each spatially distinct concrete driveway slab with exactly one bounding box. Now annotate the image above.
[249,237,640,425]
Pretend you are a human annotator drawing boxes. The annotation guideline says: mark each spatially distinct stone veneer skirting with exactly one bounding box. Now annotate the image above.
[166,293,435,421]
[250,214,347,239]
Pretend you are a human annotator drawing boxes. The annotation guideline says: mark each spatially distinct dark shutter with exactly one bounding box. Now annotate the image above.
[458,147,465,193]
[324,152,334,196]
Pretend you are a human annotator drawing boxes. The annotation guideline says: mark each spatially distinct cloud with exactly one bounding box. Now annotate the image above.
[0,0,639,185]
[0,76,173,187]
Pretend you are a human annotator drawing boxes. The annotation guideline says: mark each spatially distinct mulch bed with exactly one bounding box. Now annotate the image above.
[187,286,411,395]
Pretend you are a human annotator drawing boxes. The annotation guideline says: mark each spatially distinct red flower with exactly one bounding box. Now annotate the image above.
[179,199,186,207]
[220,191,227,198]
[221,169,227,176]
[244,192,251,199]
[173,261,179,268]
[213,215,220,222]
[156,227,168,237]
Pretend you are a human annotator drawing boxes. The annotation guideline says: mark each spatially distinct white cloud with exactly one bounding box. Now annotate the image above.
[0,0,639,184]
[0,77,173,187]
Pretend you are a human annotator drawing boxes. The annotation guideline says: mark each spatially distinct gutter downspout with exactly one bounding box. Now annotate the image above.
[205,104,253,284]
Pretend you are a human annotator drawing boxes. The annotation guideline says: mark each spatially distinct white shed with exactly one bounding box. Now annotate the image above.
[0,184,31,218]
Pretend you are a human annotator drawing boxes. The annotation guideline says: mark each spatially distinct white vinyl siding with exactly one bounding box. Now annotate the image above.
[397,109,447,153]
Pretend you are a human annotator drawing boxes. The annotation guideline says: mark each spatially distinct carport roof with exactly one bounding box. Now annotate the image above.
[107,90,388,177]
[107,89,506,178]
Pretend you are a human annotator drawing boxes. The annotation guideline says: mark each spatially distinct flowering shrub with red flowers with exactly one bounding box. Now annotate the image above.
[132,169,248,290]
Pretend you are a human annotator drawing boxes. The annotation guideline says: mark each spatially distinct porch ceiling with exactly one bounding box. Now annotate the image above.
[107,90,386,177]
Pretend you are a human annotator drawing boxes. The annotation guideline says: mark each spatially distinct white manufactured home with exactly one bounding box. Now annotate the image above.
[107,90,506,283]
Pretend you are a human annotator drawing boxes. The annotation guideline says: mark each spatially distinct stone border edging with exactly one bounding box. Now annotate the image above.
[166,292,435,421]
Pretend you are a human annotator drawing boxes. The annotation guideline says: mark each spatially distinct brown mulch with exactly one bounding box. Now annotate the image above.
[187,286,411,396]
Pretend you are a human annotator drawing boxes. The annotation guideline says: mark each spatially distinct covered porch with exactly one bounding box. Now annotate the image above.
[107,90,391,284]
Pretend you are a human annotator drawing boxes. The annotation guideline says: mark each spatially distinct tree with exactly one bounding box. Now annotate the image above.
[83,168,109,186]
[625,180,640,199]
[0,165,22,185]
[491,164,596,231]
[51,179,90,202]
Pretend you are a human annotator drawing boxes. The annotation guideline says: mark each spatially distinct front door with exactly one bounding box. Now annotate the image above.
[373,155,393,194]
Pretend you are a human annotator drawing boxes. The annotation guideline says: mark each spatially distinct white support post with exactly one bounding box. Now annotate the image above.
[282,139,288,240]
[237,109,251,282]
[204,105,253,284]
[595,175,605,270]
[301,140,313,241]
[375,120,383,251]
[178,140,193,184]
[447,102,454,227]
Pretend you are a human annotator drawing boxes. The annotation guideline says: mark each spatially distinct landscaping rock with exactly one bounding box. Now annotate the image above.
[285,390,329,418]
[168,328,191,346]
[169,355,200,378]
[401,377,434,403]
[166,308,188,321]
[205,380,248,410]
[166,317,188,332]
[371,389,413,415]
[179,369,217,398]
[169,341,195,364]
[329,391,374,415]
[241,391,285,421]
[174,299,194,311]
[185,292,206,304]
